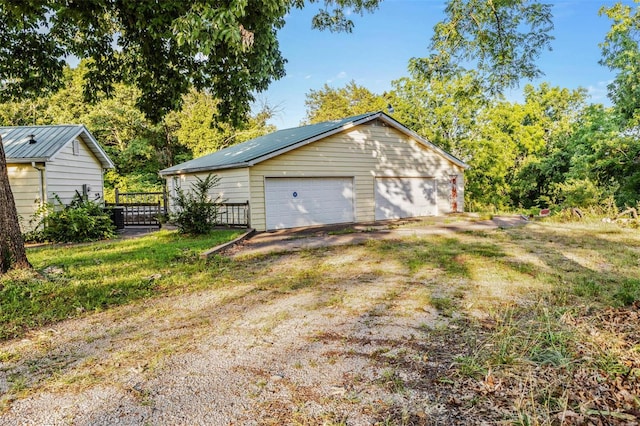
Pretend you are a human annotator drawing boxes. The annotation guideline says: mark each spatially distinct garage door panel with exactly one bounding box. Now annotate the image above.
[265,178,354,230]
[375,177,437,220]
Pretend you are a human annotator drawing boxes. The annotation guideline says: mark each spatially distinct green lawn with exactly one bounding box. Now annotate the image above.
[0,229,243,340]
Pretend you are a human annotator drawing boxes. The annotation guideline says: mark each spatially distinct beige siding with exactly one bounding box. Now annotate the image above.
[46,137,105,204]
[249,120,464,231]
[8,164,43,231]
[166,168,250,211]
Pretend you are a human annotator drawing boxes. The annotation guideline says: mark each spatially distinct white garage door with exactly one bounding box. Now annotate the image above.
[375,177,437,220]
[265,177,355,230]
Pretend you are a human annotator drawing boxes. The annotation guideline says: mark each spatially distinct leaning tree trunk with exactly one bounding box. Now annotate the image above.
[0,135,31,273]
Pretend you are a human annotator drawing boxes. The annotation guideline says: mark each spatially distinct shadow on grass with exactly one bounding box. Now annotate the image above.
[1,223,639,423]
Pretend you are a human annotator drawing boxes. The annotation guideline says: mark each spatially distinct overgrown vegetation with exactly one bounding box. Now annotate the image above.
[24,195,116,243]
[0,229,242,340]
[170,174,223,235]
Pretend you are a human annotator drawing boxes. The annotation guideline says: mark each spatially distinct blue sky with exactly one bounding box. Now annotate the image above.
[261,0,633,130]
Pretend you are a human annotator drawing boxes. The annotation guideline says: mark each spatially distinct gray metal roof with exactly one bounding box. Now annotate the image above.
[1,125,114,168]
[159,111,468,176]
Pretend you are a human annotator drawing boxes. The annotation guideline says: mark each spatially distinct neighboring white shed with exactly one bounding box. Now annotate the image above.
[2,125,115,231]
[160,112,469,231]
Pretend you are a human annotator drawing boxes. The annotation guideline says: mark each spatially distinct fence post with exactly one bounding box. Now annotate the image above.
[246,200,250,228]
[163,189,169,215]
[115,188,120,205]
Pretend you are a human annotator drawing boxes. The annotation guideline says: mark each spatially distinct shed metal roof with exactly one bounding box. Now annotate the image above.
[1,125,114,168]
[159,111,468,176]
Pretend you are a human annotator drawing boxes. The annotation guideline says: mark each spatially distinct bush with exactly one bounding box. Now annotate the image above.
[25,195,116,243]
[554,178,602,208]
[170,174,223,234]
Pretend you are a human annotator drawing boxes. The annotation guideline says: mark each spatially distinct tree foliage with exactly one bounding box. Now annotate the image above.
[421,0,554,95]
[563,106,640,207]
[599,1,640,124]
[392,65,486,154]
[0,0,380,272]
[165,90,276,157]
[0,63,277,199]
[304,81,388,124]
[0,0,380,125]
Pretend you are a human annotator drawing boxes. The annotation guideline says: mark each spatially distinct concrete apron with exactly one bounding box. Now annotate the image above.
[229,215,528,258]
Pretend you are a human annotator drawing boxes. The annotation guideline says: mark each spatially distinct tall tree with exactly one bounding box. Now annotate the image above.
[506,83,587,207]
[0,0,381,273]
[599,0,640,124]
[391,64,486,155]
[561,105,640,208]
[304,81,388,124]
[418,0,554,95]
[165,89,277,157]
[458,83,586,208]
[464,100,519,207]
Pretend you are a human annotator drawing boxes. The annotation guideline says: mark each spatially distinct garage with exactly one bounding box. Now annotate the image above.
[161,112,467,231]
[375,177,437,220]
[265,177,355,230]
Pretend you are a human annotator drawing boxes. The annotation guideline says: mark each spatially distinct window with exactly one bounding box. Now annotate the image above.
[72,139,80,156]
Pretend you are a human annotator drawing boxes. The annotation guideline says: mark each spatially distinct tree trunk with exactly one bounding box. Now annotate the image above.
[0,135,32,273]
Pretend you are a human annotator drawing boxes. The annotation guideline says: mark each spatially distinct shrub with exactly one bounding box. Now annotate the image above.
[25,195,116,243]
[554,178,602,208]
[170,174,223,234]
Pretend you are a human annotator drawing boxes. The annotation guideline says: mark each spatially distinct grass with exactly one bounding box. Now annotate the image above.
[0,229,242,340]
[359,220,640,422]
[1,219,640,424]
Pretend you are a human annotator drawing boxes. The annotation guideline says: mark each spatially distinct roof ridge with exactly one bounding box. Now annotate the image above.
[276,111,380,131]
[0,124,83,128]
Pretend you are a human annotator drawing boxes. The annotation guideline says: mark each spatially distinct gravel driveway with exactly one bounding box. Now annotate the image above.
[0,216,527,425]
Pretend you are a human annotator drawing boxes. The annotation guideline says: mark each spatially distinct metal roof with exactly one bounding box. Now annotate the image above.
[1,125,114,168]
[159,111,468,176]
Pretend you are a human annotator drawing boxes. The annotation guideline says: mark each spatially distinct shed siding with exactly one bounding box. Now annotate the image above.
[166,167,250,211]
[7,164,43,230]
[46,137,105,204]
[248,121,464,231]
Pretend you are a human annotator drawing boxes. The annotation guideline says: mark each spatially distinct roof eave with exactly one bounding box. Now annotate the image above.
[45,126,115,169]
[80,126,116,169]
[159,162,250,177]
[246,111,469,170]
[6,157,48,164]
[160,110,469,175]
